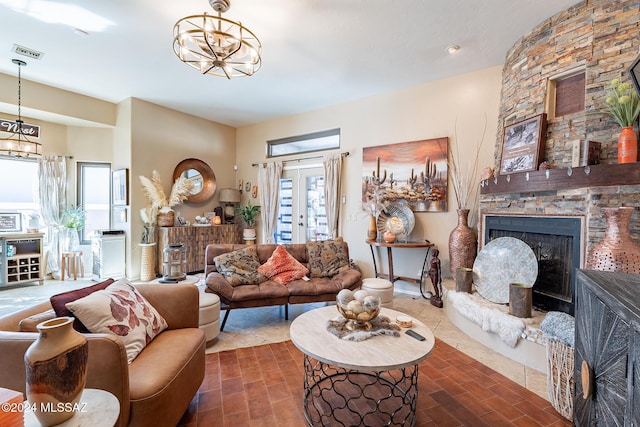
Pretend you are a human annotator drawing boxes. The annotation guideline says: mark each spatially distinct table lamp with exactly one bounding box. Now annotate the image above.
[219,188,241,224]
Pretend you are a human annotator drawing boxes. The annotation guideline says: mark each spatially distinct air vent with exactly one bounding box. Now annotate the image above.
[12,44,44,60]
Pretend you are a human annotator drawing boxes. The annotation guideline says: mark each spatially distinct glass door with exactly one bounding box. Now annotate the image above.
[275,167,327,244]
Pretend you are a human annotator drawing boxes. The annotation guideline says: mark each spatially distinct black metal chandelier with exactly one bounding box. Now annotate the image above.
[0,59,42,158]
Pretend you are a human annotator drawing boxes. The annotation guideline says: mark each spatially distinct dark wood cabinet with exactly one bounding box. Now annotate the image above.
[574,269,640,426]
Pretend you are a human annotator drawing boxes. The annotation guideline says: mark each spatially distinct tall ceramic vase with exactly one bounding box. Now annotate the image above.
[367,215,378,241]
[586,207,640,273]
[618,126,638,164]
[25,317,88,427]
[448,209,477,275]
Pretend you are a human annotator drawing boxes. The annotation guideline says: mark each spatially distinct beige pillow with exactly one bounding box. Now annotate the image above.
[214,246,267,286]
[65,278,168,363]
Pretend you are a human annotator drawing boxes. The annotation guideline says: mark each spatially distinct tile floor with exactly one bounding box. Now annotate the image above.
[178,339,570,426]
[0,277,568,425]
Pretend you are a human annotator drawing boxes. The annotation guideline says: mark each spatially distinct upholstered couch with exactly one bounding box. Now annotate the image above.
[0,283,205,427]
[205,241,362,330]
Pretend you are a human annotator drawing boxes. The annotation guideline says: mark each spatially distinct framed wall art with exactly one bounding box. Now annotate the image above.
[362,137,448,212]
[0,213,22,232]
[112,168,129,206]
[500,114,547,174]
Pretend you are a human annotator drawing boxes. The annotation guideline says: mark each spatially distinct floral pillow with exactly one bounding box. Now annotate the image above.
[306,238,350,278]
[65,278,168,363]
[214,246,267,286]
[258,245,309,285]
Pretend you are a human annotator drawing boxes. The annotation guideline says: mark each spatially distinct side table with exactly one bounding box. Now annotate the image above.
[366,239,434,299]
[24,388,120,427]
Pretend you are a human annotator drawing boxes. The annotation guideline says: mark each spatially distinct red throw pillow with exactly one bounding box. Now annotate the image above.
[50,278,115,332]
[258,245,309,285]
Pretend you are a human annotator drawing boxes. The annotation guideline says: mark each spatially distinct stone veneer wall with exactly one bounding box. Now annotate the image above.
[482,0,640,263]
[495,0,640,168]
[479,185,640,251]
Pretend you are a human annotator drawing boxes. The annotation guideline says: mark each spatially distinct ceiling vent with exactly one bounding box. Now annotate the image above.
[12,44,44,60]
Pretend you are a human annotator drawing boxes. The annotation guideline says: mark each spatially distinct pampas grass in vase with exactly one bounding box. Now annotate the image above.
[140,170,194,227]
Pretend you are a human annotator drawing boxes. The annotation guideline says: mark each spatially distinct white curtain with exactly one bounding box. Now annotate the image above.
[323,154,343,239]
[257,161,283,244]
[38,156,66,277]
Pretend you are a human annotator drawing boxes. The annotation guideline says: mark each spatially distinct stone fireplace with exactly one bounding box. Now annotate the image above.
[483,214,582,315]
[479,163,640,316]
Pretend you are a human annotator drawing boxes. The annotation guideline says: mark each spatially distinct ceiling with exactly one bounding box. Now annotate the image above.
[0,0,580,128]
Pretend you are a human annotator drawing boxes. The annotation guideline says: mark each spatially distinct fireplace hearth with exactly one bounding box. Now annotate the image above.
[483,215,582,315]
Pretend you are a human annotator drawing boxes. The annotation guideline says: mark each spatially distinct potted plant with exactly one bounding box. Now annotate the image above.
[61,205,86,252]
[139,170,194,227]
[237,201,260,241]
[602,78,640,164]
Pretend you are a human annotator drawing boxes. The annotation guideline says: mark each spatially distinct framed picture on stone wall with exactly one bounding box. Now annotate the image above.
[500,114,547,174]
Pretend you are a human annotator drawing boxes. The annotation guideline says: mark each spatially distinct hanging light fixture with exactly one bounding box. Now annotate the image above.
[173,0,262,79]
[0,59,42,158]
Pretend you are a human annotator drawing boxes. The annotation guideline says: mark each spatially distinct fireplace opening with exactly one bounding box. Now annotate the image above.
[483,215,582,316]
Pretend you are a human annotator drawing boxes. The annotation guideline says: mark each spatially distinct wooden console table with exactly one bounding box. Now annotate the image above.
[366,240,434,299]
[157,225,242,274]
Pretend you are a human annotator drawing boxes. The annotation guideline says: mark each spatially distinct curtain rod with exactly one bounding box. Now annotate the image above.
[252,151,350,167]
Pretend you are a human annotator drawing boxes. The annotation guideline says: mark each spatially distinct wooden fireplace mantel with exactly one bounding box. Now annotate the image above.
[480,163,640,195]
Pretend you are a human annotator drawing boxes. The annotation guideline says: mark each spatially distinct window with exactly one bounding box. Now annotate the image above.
[77,162,110,244]
[267,129,340,158]
[0,157,39,232]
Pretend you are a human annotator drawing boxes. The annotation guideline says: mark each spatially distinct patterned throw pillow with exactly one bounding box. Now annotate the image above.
[65,278,168,363]
[306,238,350,278]
[214,246,267,286]
[50,278,115,332]
[258,245,309,285]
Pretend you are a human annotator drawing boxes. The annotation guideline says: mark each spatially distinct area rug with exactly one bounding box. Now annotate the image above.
[178,339,571,426]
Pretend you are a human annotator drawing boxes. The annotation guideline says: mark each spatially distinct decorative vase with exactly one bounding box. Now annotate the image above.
[383,229,396,243]
[618,126,638,164]
[586,207,640,273]
[448,209,477,275]
[367,215,378,241]
[63,228,80,252]
[139,242,156,281]
[157,209,175,227]
[25,317,88,427]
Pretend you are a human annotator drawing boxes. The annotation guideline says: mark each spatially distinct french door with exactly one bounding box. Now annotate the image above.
[275,167,327,244]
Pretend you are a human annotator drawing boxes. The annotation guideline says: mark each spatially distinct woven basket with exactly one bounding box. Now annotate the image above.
[546,340,574,420]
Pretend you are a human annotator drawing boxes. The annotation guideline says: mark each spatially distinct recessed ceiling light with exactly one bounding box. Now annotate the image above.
[446,45,461,54]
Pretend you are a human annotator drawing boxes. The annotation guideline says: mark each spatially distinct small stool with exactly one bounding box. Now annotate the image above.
[199,292,221,343]
[61,251,84,280]
[361,278,394,308]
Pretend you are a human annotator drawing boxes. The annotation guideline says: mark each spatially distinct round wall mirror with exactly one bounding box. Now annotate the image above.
[172,158,216,204]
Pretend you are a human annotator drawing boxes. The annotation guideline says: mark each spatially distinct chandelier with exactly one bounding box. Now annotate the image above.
[173,0,262,79]
[0,59,42,158]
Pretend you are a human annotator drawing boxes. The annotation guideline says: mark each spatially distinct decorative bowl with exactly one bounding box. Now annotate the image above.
[336,290,381,331]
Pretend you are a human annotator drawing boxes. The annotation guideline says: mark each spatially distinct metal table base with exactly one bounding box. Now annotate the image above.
[302,354,419,426]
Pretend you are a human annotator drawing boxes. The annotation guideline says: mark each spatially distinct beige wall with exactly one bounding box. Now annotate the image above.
[237,66,502,291]
[3,65,502,290]
[127,98,236,278]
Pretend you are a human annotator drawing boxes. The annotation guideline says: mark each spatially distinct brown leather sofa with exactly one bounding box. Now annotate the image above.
[0,284,205,427]
[205,243,362,330]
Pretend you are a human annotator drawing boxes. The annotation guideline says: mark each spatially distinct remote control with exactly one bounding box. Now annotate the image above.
[405,330,426,341]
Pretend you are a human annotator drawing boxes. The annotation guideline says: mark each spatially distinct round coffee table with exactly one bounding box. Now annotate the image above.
[290,305,434,426]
